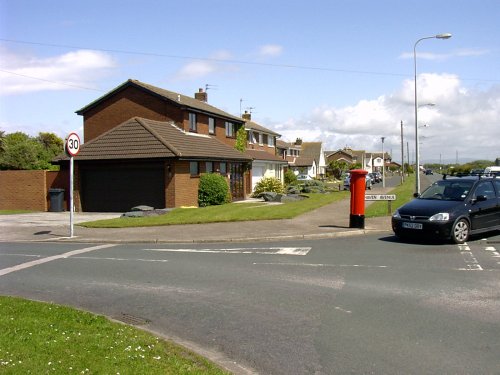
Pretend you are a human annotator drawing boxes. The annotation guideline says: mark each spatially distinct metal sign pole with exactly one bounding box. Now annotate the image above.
[70,155,74,238]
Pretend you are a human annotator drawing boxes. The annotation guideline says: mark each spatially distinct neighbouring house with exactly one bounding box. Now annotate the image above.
[242,111,288,191]
[276,139,301,165]
[55,79,255,211]
[324,147,392,174]
[294,141,327,178]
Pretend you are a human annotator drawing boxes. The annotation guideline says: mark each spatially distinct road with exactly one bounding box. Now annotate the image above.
[1,232,499,374]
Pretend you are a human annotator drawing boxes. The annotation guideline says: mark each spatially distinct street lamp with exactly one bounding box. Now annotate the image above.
[414,33,451,194]
[381,137,385,188]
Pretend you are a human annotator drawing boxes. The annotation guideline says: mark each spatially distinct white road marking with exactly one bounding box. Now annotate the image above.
[458,243,483,271]
[0,244,116,277]
[144,247,311,256]
[253,262,387,268]
[484,246,500,257]
[334,306,352,314]
[72,256,168,263]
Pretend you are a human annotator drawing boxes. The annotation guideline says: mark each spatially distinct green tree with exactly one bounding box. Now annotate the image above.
[0,131,63,170]
[328,160,349,179]
[234,126,247,152]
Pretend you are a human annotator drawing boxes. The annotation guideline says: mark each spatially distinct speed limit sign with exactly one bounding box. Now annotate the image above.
[66,132,81,156]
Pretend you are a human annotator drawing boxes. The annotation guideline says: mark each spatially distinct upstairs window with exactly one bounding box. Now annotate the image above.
[208,117,215,134]
[258,133,263,145]
[268,136,275,147]
[189,113,197,132]
[225,122,235,137]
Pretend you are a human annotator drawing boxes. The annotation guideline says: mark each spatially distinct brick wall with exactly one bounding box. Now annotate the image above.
[0,170,49,211]
[173,161,200,207]
[82,86,182,142]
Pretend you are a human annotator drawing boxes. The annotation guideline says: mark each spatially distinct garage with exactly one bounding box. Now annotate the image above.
[251,165,264,191]
[80,162,165,212]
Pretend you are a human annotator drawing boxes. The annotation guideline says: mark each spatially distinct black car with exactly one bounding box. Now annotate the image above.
[392,174,500,243]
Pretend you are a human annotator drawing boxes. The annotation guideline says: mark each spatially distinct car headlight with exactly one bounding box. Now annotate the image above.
[392,210,401,219]
[429,213,449,222]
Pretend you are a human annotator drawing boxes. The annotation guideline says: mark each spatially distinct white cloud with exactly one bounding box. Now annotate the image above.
[174,50,238,81]
[277,74,500,163]
[0,48,116,95]
[258,44,283,57]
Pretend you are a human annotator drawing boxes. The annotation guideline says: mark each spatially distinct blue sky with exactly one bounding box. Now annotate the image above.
[1,0,499,164]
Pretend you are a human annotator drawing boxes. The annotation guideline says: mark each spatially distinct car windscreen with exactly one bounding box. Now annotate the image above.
[419,180,474,201]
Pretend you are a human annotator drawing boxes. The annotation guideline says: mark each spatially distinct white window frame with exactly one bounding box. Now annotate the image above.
[268,135,275,147]
[225,122,234,137]
[208,117,215,134]
[189,112,197,132]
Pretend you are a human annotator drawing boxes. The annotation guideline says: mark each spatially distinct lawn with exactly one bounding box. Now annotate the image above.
[80,191,350,228]
[0,296,229,375]
[365,174,416,217]
[0,210,33,215]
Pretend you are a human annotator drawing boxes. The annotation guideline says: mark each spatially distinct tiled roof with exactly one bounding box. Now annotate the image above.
[300,142,322,159]
[76,79,243,123]
[244,149,288,163]
[294,156,316,167]
[245,120,281,137]
[54,117,251,162]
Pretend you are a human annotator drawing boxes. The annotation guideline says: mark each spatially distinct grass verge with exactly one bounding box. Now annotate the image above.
[0,210,33,215]
[365,175,415,218]
[0,296,228,375]
[80,191,349,228]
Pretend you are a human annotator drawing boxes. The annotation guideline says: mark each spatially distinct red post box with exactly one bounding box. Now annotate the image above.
[349,169,367,228]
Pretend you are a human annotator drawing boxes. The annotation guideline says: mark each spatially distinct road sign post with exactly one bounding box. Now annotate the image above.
[66,133,80,238]
[365,194,397,214]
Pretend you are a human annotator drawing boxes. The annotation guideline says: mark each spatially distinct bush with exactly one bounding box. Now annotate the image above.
[198,173,230,207]
[284,170,297,185]
[299,179,327,193]
[252,177,284,197]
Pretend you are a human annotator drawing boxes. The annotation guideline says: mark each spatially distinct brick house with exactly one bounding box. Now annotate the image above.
[241,111,288,191]
[55,79,253,212]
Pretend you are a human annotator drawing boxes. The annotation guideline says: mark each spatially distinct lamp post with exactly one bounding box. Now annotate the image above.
[414,33,451,194]
[381,136,385,188]
[400,121,404,184]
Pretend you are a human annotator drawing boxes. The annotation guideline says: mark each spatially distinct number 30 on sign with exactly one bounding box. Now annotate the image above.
[66,132,81,156]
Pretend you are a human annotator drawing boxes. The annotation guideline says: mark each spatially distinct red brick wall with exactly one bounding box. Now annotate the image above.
[173,161,200,207]
[82,86,183,142]
[0,170,49,211]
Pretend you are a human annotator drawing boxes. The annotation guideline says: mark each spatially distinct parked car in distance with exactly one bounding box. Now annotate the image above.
[392,174,500,244]
[425,169,433,175]
[296,174,313,181]
[484,166,500,176]
[369,172,379,183]
[344,172,372,190]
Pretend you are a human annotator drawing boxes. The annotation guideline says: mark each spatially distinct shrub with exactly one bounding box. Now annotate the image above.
[198,173,230,207]
[252,177,284,197]
[284,169,297,185]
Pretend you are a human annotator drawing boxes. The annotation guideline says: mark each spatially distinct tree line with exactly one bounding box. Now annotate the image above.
[0,130,64,170]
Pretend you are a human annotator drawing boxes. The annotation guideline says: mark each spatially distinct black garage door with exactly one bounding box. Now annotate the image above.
[80,162,165,212]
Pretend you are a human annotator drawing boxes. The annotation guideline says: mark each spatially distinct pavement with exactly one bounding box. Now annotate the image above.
[0,184,396,244]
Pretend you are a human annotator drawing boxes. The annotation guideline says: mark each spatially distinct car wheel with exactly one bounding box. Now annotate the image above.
[451,219,470,244]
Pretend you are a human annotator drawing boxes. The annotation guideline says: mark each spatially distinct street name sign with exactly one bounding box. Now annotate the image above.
[365,194,396,201]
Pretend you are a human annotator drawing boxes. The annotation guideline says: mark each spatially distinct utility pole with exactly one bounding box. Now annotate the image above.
[400,120,404,184]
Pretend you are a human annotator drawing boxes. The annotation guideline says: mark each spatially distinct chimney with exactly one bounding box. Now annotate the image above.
[242,110,251,121]
[194,88,208,102]
[295,138,302,145]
